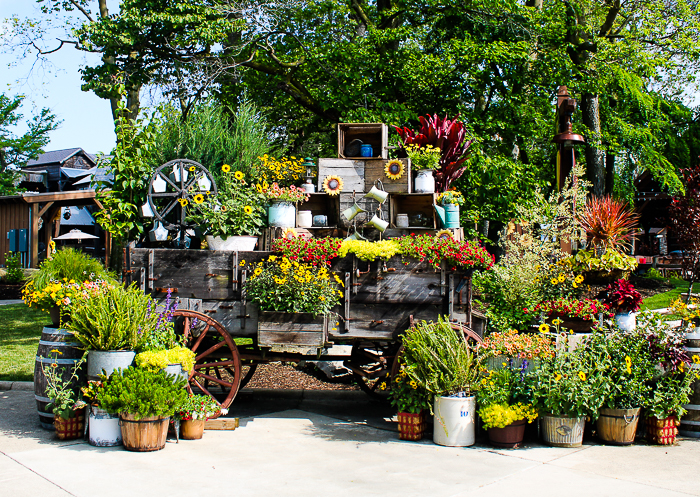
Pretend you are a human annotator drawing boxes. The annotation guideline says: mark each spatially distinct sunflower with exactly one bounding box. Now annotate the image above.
[189,165,196,172]
[221,164,231,173]
[578,371,586,381]
[322,175,344,195]
[550,278,558,285]
[554,373,562,381]
[178,198,189,207]
[193,194,204,204]
[384,159,405,180]
[575,274,585,284]
[281,228,297,239]
[557,274,566,283]
[538,323,550,333]
[435,229,454,241]
[234,171,245,180]
[244,205,253,215]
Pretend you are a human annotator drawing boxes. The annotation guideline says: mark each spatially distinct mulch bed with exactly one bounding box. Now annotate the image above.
[244,363,359,391]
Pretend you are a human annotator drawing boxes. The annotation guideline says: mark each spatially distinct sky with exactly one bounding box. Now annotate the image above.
[0,0,117,156]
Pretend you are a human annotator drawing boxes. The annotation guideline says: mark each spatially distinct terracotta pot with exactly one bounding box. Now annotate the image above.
[487,419,527,448]
[397,411,427,441]
[54,408,86,440]
[181,419,206,440]
[646,415,679,445]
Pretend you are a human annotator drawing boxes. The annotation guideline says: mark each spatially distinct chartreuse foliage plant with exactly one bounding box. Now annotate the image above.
[135,347,195,372]
[97,367,188,419]
[68,285,157,351]
[477,364,537,429]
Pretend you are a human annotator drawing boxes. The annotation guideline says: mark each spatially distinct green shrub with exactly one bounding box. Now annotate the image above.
[30,248,113,290]
[3,252,24,284]
[68,284,158,351]
[97,367,187,419]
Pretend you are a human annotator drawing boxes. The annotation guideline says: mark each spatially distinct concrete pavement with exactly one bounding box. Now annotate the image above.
[1,388,699,497]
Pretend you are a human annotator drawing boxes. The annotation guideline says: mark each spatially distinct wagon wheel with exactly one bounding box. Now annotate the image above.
[146,159,217,244]
[347,341,401,400]
[173,310,241,415]
[240,363,258,389]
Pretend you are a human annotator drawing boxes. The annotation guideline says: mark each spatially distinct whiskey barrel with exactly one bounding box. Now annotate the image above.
[680,328,700,438]
[33,327,85,430]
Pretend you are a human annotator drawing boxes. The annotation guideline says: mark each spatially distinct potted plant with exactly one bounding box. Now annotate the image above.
[535,297,610,333]
[385,359,432,441]
[42,351,87,440]
[176,394,228,440]
[187,166,266,251]
[97,366,188,451]
[262,182,310,228]
[477,365,538,448]
[562,248,638,283]
[528,344,601,447]
[480,329,554,372]
[574,326,655,445]
[67,284,158,380]
[404,144,441,193]
[402,317,480,447]
[82,376,122,446]
[135,346,195,382]
[436,190,464,228]
[246,256,343,351]
[600,279,643,331]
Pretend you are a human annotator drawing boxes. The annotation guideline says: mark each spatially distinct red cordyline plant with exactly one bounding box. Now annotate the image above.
[601,279,643,313]
[394,114,475,191]
[577,196,639,251]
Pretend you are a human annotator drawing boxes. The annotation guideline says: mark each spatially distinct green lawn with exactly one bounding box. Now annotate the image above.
[640,278,691,311]
[0,304,51,381]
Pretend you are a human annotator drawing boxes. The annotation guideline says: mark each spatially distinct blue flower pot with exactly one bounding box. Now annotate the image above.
[444,204,460,228]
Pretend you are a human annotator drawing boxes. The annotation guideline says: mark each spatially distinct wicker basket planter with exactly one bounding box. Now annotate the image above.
[397,411,427,441]
[54,408,86,440]
[646,415,679,445]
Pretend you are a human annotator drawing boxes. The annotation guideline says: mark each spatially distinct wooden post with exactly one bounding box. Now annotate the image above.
[30,205,39,268]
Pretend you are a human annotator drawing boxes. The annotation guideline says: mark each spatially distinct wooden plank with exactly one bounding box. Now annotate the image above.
[351,256,444,304]
[335,303,442,340]
[205,418,239,430]
[258,331,326,346]
[389,193,438,229]
[318,159,365,193]
[337,123,388,159]
[364,159,411,193]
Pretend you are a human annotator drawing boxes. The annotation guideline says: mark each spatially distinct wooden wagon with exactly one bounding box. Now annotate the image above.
[124,248,479,409]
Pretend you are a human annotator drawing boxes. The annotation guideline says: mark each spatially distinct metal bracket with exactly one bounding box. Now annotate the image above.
[344,271,351,332]
[139,267,146,292]
[440,265,446,296]
[448,274,455,319]
[148,250,154,291]
[232,252,239,292]
[240,270,247,329]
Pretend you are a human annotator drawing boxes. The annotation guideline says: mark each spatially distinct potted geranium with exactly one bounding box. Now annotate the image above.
[601,279,643,331]
[528,344,601,447]
[263,182,309,228]
[97,367,188,451]
[188,166,266,251]
[42,350,87,440]
[176,394,228,440]
[477,365,538,448]
[480,329,554,372]
[402,317,480,447]
[245,256,343,350]
[386,359,432,441]
[67,284,159,380]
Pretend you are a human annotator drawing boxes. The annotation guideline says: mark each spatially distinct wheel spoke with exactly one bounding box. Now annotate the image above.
[195,341,226,360]
[194,371,233,388]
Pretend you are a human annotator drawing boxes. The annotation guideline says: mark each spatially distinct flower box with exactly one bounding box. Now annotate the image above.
[257,312,329,354]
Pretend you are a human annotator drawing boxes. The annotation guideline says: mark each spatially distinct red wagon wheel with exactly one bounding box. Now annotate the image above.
[173,310,241,414]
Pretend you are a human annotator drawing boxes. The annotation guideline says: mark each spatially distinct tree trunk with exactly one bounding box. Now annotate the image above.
[581,93,605,198]
[605,152,615,195]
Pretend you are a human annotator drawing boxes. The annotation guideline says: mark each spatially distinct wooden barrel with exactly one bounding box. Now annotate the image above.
[33,327,85,430]
[120,414,169,451]
[596,407,641,445]
[680,328,700,437]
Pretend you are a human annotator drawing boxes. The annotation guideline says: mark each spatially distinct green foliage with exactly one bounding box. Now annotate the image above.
[0,170,26,197]
[135,346,195,372]
[562,249,638,273]
[646,373,694,419]
[477,364,534,410]
[94,99,158,242]
[67,284,158,351]
[96,367,188,419]
[3,252,24,284]
[402,317,479,398]
[29,248,112,291]
[177,394,224,421]
[386,361,433,414]
[42,351,87,419]
[245,256,342,316]
[404,144,441,171]
[151,99,273,177]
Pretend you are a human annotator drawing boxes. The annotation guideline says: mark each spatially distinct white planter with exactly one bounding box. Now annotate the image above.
[205,235,258,251]
[433,394,476,447]
[296,210,313,228]
[161,364,190,383]
[615,312,636,331]
[414,169,436,193]
[89,406,122,447]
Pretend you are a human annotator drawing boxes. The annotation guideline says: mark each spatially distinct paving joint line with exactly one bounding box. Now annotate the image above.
[0,450,78,496]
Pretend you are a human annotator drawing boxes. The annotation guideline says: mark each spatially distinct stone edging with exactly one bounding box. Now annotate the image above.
[0,381,33,391]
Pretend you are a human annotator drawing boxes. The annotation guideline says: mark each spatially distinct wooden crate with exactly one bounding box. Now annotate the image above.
[389,193,438,229]
[383,227,464,241]
[337,123,388,159]
[339,192,389,230]
[318,159,365,193]
[364,158,411,194]
[301,193,340,227]
[257,312,329,354]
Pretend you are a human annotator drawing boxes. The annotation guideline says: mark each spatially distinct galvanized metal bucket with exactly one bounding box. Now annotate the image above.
[87,350,135,380]
[540,414,585,447]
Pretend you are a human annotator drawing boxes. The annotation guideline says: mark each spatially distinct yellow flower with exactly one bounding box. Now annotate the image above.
[189,165,196,172]
[578,371,586,381]
[539,323,550,333]
[234,171,245,180]
[575,274,585,284]
[692,355,700,365]
[384,159,405,180]
[222,164,231,173]
[322,175,344,195]
[193,194,204,204]
[555,373,562,381]
[552,318,563,325]
[239,260,246,267]
[253,268,262,276]
[572,282,578,288]
[178,198,189,207]
[551,278,558,285]
[244,205,253,215]
[557,274,565,283]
